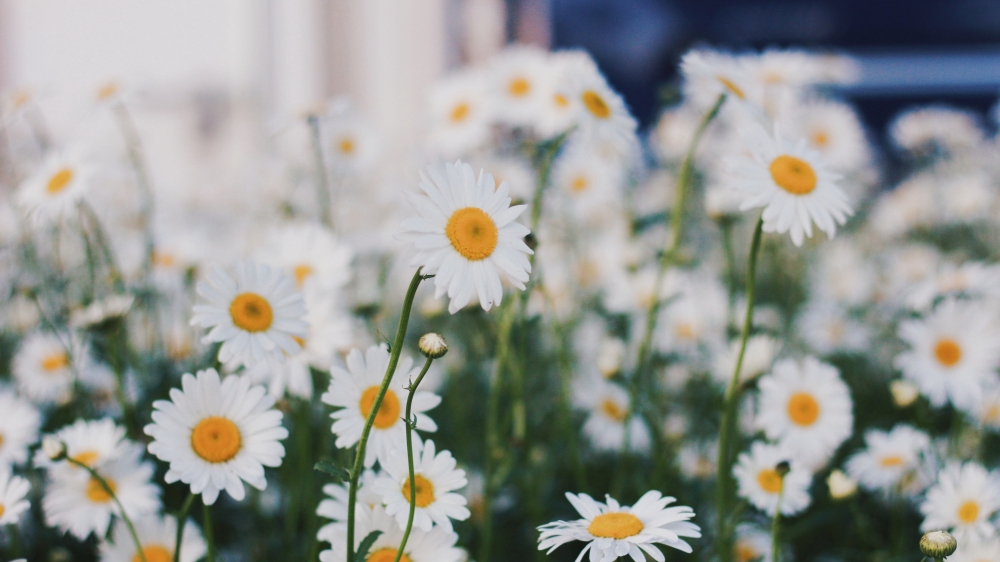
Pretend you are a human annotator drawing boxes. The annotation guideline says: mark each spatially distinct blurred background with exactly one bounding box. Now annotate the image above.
[1,0,999,197]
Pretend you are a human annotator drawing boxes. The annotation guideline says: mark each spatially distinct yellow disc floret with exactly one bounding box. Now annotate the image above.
[367,548,412,562]
[509,77,530,97]
[934,338,962,367]
[786,392,821,426]
[359,387,401,430]
[133,545,172,562]
[46,168,74,195]
[293,264,314,287]
[450,103,470,123]
[402,474,436,507]
[588,512,644,539]
[582,91,611,119]
[41,352,69,372]
[191,417,242,463]
[716,76,746,99]
[600,399,627,422]
[446,207,499,261]
[229,293,274,333]
[756,468,784,494]
[86,476,117,503]
[958,500,980,524]
[769,155,817,195]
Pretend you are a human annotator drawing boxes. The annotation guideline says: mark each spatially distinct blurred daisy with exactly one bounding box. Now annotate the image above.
[890,106,984,156]
[845,425,933,494]
[0,469,31,525]
[374,438,470,532]
[43,445,161,540]
[559,62,638,155]
[655,269,728,358]
[678,442,718,481]
[572,375,650,453]
[681,49,755,109]
[317,469,380,544]
[144,368,288,505]
[551,147,624,222]
[811,238,877,306]
[796,300,870,356]
[322,345,440,468]
[35,418,127,475]
[534,50,592,138]
[319,504,464,562]
[191,260,308,368]
[537,491,701,560]
[972,383,1000,431]
[0,390,41,467]
[725,122,852,246]
[15,151,95,225]
[99,514,207,562]
[489,46,549,128]
[323,100,379,173]
[733,523,773,562]
[791,100,870,173]
[398,160,533,313]
[903,261,1000,312]
[733,442,812,516]
[894,298,1000,412]
[427,69,493,157]
[711,334,779,387]
[12,331,76,404]
[949,537,1000,562]
[258,223,353,291]
[920,462,1000,541]
[756,356,853,470]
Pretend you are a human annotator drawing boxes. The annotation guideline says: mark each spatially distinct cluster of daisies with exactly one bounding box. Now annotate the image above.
[2,38,1000,562]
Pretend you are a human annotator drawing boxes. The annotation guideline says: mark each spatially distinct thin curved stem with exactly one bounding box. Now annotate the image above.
[715,216,764,562]
[66,457,147,562]
[346,268,426,562]
[111,101,156,277]
[771,484,785,562]
[173,492,196,562]
[203,500,215,562]
[392,356,435,562]
[307,115,333,229]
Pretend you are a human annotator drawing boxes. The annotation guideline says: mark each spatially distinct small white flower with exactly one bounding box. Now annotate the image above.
[257,223,353,292]
[0,468,31,525]
[0,390,41,468]
[846,425,934,495]
[427,69,494,157]
[316,469,380,544]
[99,514,207,562]
[319,504,464,562]
[733,442,812,516]
[948,537,1000,562]
[15,151,95,226]
[712,335,779,387]
[572,375,650,453]
[920,462,1000,541]
[374,438,470,531]
[489,45,551,128]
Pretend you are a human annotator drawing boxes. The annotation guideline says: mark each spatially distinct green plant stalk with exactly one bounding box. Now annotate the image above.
[78,201,125,291]
[307,115,334,229]
[66,457,147,562]
[6,523,21,558]
[346,268,426,562]
[173,492,196,562]
[111,101,156,277]
[715,216,764,562]
[203,500,215,562]
[771,483,785,562]
[391,356,435,562]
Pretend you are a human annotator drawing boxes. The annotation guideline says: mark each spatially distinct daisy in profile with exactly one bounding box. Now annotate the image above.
[317,469,381,544]
[427,69,494,157]
[191,260,308,368]
[680,49,756,109]
[0,469,31,525]
[374,438,470,532]
[144,368,288,505]
[319,504,464,562]
[43,445,161,540]
[724,122,853,246]
[398,160,533,314]
[920,462,1000,541]
[258,223,353,292]
[15,151,95,225]
[537,490,701,560]
[99,514,207,562]
[894,298,1000,412]
[711,335,779,387]
[322,345,440,468]
[845,425,933,495]
[733,442,812,516]
[572,375,650,453]
[0,390,41,467]
[756,356,853,470]
[35,418,128,475]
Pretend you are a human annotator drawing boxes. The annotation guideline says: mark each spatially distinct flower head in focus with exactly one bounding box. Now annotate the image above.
[373,437,470,532]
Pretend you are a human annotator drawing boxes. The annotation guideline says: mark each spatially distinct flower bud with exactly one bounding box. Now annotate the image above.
[418,333,449,359]
[827,469,858,500]
[891,380,920,408]
[774,461,791,477]
[919,530,957,560]
[42,436,67,461]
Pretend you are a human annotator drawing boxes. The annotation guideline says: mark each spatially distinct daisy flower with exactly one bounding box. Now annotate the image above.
[789,100,870,173]
[537,490,701,560]
[12,331,77,404]
[427,69,494,157]
[733,442,812,516]
[99,514,207,562]
[374,438,470,532]
[398,160,533,314]
[711,335,779,387]
[796,300,870,356]
[534,50,593,139]
[550,146,625,222]
[0,469,31,525]
[191,260,308,368]
[0,390,41,467]
[845,425,934,495]
[680,49,756,109]
[322,345,440,468]
[920,462,1000,541]
[319,504,464,562]
[317,469,381,544]
[558,61,638,156]
[890,106,984,156]
[733,523,773,562]
[35,418,128,475]
[144,368,288,505]
[572,375,650,453]
[258,223,353,292]
[43,445,161,540]
[756,356,853,470]
[949,537,1000,562]
[489,45,550,128]
[724,122,853,246]
[15,151,95,226]
[323,99,379,173]
[894,298,1000,412]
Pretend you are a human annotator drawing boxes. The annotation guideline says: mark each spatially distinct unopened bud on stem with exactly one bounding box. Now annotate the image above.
[419,333,449,359]
[43,436,67,461]
[920,530,957,560]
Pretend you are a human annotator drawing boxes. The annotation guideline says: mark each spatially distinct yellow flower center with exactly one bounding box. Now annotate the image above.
[133,545,172,562]
[367,548,412,562]
[450,102,470,123]
[401,474,436,507]
[879,455,905,467]
[86,476,117,503]
[191,417,242,463]
[445,207,498,261]
[0,503,4,518]
[153,252,176,268]
[811,131,830,147]
[46,168,74,195]
[756,468,784,494]
[582,90,611,119]
[787,392,821,426]
[359,387,401,430]
[0,433,4,449]
[553,93,569,108]
[600,399,627,422]
[570,176,589,193]
[735,541,761,562]
[338,137,356,155]
[769,155,817,195]
[72,450,100,467]
[934,338,962,367]
[716,76,746,99]
[508,77,530,97]
[958,500,980,524]
[41,352,69,372]
[985,404,1000,424]
[293,264,314,287]
[588,512,644,539]
[674,322,696,340]
[229,293,274,333]
[97,82,120,101]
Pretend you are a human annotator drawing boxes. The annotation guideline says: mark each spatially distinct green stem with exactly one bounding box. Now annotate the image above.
[6,523,21,558]
[346,269,426,562]
[719,218,739,336]
[771,484,785,562]
[66,457,147,562]
[111,101,156,277]
[203,500,215,562]
[173,492,196,562]
[715,216,764,562]
[307,115,333,229]
[391,356,435,562]
[78,201,125,291]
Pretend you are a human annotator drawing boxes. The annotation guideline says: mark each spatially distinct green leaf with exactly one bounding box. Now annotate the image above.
[314,461,350,481]
[356,530,383,562]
